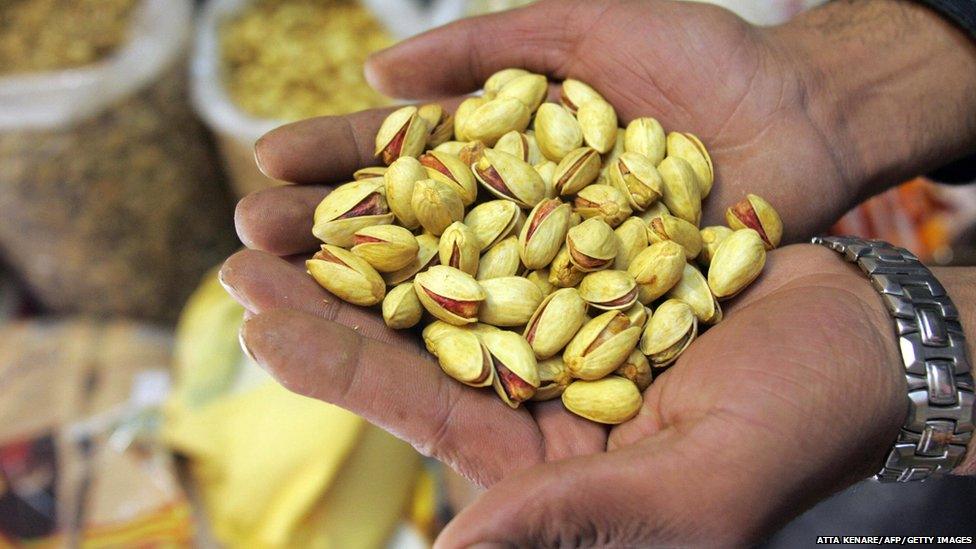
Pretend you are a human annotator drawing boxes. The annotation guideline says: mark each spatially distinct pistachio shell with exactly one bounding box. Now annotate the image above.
[494,131,542,165]
[458,140,488,165]
[420,151,478,205]
[563,376,642,424]
[351,224,419,272]
[414,265,486,325]
[615,349,653,391]
[481,329,540,407]
[382,283,423,329]
[560,79,606,113]
[375,106,428,165]
[646,213,703,260]
[627,241,685,304]
[418,103,454,148]
[613,217,649,271]
[534,160,558,198]
[484,68,530,96]
[698,225,734,267]
[313,179,394,246]
[307,245,386,306]
[411,179,464,236]
[667,262,722,324]
[624,117,666,165]
[639,299,697,367]
[725,193,783,250]
[433,140,468,156]
[578,270,638,311]
[566,217,617,272]
[477,236,523,280]
[382,233,440,286]
[564,310,642,380]
[422,320,458,353]
[667,132,713,198]
[462,97,532,146]
[608,152,663,211]
[637,201,670,224]
[573,184,632,228]
[437,221,481,276]
[518,198,572,270]
[473,148,546,208]
[577,100,618,153]
[599,130,626,179]
[657,156,702,226]
[464,200,522,251]
[553,146,601,196]
[707,229,766,299]
[532,357,572,401]
[523,287,588,359]
[454,97,488,142]
[526,269,556,298]
[382,157,426,229]
[496,73,548,112]
[426,323,494,387]
[622,302,650,331]
[534,103,583,162]
[548,244,586,288]
[353,166,387,180]
[479,276,544,327]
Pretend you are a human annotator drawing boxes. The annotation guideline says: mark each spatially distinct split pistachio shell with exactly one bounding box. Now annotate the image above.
[351,224,419,272]
[532,357,572,401]
[534,103,583,162]
[622,302,650,330]
[382,283,423,329]
[707,229,766,299]
[453,97,488,142]
[411,179,464,235]
[433,140,468,156]
[420,151,478,205]
[562,376,642,424]
[462,97,532,146]
[414,265,486,325]
[637,201,670,224]
[518,198,572,270]
[484,68,530,96]
[375,106,428,165]
[564,310,642,380]
[613,217,649,271]
[313,179,394,247]
[566,217,617,272]
[667,262,722,324]
[725,193,783,250]
[534,160,558,198]
[481,329,540,407]
[523,287,587,359]
[548,244,586,288]
[615,349,652,391]
[657,156,702,226]
[646,213,703,260]
[477,236,523,280]
[526,269,555,298]
[426,324,494,387]
[473,148,546,208]
[307,245,386,306]
[560,79,606,113]
[418,103,454,149]
[464,200,522,251]
[553,146,601,196]
[573,183,633,228]
[624,117,666,165]
[479,276,544,327]
[578,270,639,311]
[496,73,548,112]
[698,225,734,267]
[458,140,488,165]
[627,240,685,304]
[494,131,541,165]
[353,166,387,180]
[382,233,440,286]
[667,132,713,198]
[577,100,618,154]
[384,157,426,229]
[608,152,663,211]
[438,221,482,276]
[640,299,697,368]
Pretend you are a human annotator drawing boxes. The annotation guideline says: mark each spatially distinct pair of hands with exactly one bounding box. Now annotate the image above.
[221,1,935,545]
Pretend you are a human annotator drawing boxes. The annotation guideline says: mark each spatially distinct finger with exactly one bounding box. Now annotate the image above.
[530,400,608,461]
[242,308,546,487]
[235,185,327,254]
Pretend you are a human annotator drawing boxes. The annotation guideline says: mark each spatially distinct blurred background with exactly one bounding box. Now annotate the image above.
[0,0,973,547]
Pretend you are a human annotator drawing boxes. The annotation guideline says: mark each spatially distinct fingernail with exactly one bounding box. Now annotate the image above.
[238,321,259,364]
[254,137,270,178]
[363,58,384,92]
[217,267,243,302]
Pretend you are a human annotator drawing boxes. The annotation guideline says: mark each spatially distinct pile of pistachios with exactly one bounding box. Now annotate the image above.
[307,68,783,424]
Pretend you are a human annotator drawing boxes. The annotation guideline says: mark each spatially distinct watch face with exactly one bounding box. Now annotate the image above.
[0,433,58,540]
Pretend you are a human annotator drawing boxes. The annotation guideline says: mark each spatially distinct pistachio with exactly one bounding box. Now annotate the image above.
[422,320,460,353]
[627,240,685,304]
[548,243,586,288]
[560,79,606,113]
[573,184,632,228]
[480,329,540,408]
[624,117,666,165]
[453,97,488,142]
[382,282,423,329]
[351,224,420,272]
[566,217,617,272]
[494,131,542,165]
[418,103,454,148]
[657,156,702,226]
[419,151,478,205]
[639,299,697,368]
[384,157,427,229]
[725,193,783,250]
[382,233,440,286]
[562,377,642,424]
[564,310,642,380]
[698,225,734,267]
[578,269,639,311]
[425,323,494,387]
[646,213,703,260]
[622,302,650,330]
[667,132,713,198]
[612,217,649,271]
[577,100,618,153]
[313,179,394,247]
[477,235,523,280]
[433,140,467,156]
[462,97,532,146]
[484,68,530,96]
[599,130,626,179]
[464,199,522,251]
[479,276,544,327]
[526,269,556,298]
[534,160,559,198]
[353,166,387,180]
[615,349,653,391]
[552,146,601,196]
[375,106,428,165]
[438,221,482,276]
[518,198,572,270]
[532,357,572,401]
[414,265,486,325]
[534,103,583,162]
[636,200,670,224]
[707,229,766,300]
[608,152,663,211]
[523,287,588,359]
[458,140,488,165]
[496,73,548,112]
[411,179,465,235]
[307,245,386,306]
[667,262,722,324]
[473,148,546,208]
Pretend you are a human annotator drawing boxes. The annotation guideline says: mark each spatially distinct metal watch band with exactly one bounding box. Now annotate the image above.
[812,236,974,482]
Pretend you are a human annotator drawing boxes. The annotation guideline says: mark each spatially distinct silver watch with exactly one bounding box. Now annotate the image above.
[813,236,973,481]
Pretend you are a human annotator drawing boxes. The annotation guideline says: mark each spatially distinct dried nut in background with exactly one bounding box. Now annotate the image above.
[526,269,555,297]
[552,146,601,196]
[484,68,530,96]
[438,221,482,276]
[566,218,617,272]
[707,229,766,300]
[577,100,618,153]
[612,217,649,271]
[382,283,423,329]
[313,178,394,247]
[698,225,734,267]
[426,324,494,387]
[657,156,703,226]
[375,106,428,165]
[548,244,586,288]
[573,184,632,228]
[411,179,464,235]
[534,103,584,162]
[622,302,650,330]
[473,149,546,208]
[627,240,686,304]
[646,213,703,260]
[624,117,666,165]
[418,103,454,148]
[725,193,783,250]
[523,287,587,359]
[494,131,541,165]
[464,199,522,251]
[519,198,572,270]
[307,245,385,306]
[462,97,532,146]
[496,73,548,112]
[667,132,714,198]
[477,236,523,280]
[479,276,544,327]
[480,329,540,407]
[578,270,639,311]
[534,160,559,198]
[414,265,486,325]
[351,224,419,272]
[384,157,426,229]
[382,233,440,286]
[637,201,671,224]
[564,310,642,380]
[354,166,387,180]
[608,152,663,211]
[562,376,642,424]
[667,262,722,324]
[560,79,606,113]
[453,97,488,141]
[532,357,573,401]
[420,151,478,205]
[458,140,488,165]
[615,349,653,391]
[639,299,697,368]
[433,141,467,156]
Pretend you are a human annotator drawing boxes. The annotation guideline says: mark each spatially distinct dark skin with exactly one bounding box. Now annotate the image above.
[223,0,976,545]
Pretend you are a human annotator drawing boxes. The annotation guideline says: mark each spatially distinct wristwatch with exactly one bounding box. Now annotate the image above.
[812,236,974,481]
